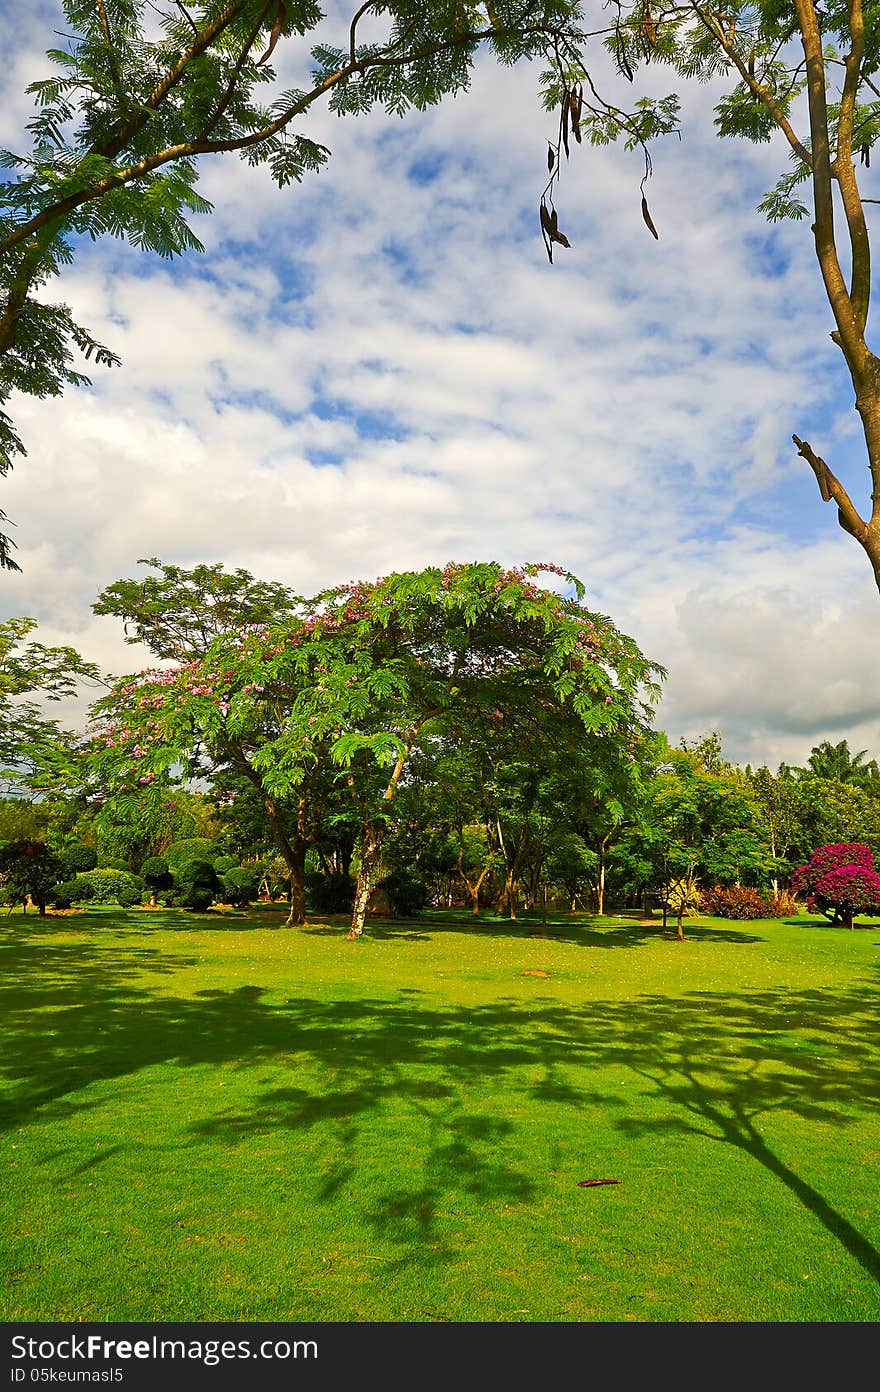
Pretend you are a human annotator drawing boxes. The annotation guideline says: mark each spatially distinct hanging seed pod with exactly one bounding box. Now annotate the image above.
[641,194,659,239]
[257,1,287,65]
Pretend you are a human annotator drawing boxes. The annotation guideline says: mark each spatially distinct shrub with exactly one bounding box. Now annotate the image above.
[701,885,776,920]
[116,883,143,908]
[140,856,172,905]
[174,858,220,911]
[381,870,427,918]
[792,843,873,899]
[60,842,98,877]
[219,866,259,907]
[809,864,880,928]
[213,855,237,875]
[766,888,800,918]
[102,857,131,872]
[50,880,82,910]
[75,867,144,905]
[791,842,880,927]
[307,871,356,914]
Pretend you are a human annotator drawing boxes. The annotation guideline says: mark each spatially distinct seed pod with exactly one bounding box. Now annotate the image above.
[641,194,659,239]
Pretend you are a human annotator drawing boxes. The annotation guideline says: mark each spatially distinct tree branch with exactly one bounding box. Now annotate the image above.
[792,433,869,541]
[834,0,871,333]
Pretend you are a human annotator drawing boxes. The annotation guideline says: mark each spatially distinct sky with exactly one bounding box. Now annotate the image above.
[1,1,879,768]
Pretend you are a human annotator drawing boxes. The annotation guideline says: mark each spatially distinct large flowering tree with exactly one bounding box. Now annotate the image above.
[792,841,880,928]
[89,560,663,936]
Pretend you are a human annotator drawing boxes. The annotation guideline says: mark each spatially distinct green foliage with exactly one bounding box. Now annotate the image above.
[48,879,79,910]
[60,841,98,876]
[174,857,220,911]
[73,866,143,905]
[0,839,64,910]
[380,869,428,917]
[219,866,259,907]
[307,871,356,914]
[164,838,218,872]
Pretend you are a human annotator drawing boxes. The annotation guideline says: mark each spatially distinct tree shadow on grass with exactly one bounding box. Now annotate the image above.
[1,924,879,1286]
[304,912,765,949]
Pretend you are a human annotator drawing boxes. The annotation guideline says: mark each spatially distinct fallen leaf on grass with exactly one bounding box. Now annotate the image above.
[577,1179,620,1187]
[522,969,550,977]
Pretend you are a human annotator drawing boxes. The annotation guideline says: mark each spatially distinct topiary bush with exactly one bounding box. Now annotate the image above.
[219,866,259,907]
[381,869,428,918]
[116,883,143,908]
[74,867,143,905]
[140,855,172,905]
[60,842,98,877]
[50,879,83,910]
[174,858,220,911]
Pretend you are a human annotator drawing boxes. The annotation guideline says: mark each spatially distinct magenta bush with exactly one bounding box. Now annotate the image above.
[792,843,880,927]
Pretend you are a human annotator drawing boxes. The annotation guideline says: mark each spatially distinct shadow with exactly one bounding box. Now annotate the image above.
[303,910,765,949]
[1,920,879,1285]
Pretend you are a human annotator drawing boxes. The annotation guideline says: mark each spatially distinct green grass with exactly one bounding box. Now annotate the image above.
[2,903,879,1323]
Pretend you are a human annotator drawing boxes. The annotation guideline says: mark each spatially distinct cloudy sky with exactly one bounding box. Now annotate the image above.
[2,1,878,767]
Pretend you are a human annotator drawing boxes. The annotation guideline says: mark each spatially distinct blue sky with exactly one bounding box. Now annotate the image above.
[1,1,879,766]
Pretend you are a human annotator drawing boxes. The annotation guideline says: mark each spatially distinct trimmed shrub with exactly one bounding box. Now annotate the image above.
[74,867,143,905]
[382,870,428,918]
[175,858,220,911]
[219,866,259,907]
[306,871,356,914]
[116,883,143,908]
[61,842,98,877]
[140,856,172,905]
[50,880,83,910]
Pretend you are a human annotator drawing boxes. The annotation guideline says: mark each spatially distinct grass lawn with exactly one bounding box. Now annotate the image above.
[1,903,879,1323]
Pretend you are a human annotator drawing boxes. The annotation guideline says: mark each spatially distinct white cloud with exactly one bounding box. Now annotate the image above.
[2,10,878,766]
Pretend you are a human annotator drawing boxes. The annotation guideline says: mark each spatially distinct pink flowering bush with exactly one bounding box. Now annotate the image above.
[792,843,880,927]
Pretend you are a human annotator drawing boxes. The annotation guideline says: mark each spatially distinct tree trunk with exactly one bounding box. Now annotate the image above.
[676,906,685,941]
[348,831,382,938]
[285,838,308,926]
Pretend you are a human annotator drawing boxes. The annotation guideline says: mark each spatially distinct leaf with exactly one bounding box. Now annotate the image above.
[641,194,659,239]
[577,1179,620,1187]
[552,229,571,248]
[547,143,555,173]
[257,2,286,66]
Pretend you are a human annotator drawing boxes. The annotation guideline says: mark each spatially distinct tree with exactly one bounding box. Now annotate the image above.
[618,742,777,936]
[140,855,173,906]
[801,739,880,792]
[0,840,64,916]
[792,840,880,926]
[0,1,587,569]
[0,617,101,804]
[539,1,880,592]
[89,560,663,938]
